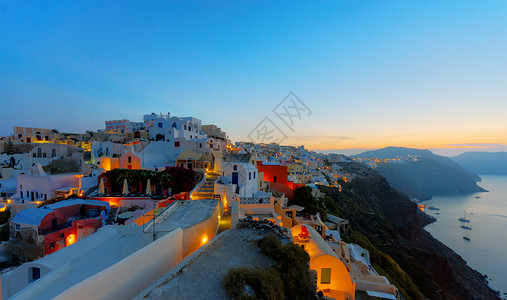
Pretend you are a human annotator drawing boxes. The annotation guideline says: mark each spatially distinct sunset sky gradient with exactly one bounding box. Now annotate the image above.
[1,1,506,156]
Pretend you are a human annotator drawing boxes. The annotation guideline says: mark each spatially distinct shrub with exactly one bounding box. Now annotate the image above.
[257,235,313,300]
[0,224,9,241]
[0,209,11,224]
[224,267,283,300]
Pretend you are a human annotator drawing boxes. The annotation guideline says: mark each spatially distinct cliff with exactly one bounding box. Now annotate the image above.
[320,163,499,300]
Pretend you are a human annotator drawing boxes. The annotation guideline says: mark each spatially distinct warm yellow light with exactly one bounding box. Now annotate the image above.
[7,199,12,204]
[202,236,208,244]
[67,234,76,246]
[36,201,41,204]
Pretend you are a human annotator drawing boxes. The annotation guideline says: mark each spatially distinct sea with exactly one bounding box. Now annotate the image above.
[424,175,507,297]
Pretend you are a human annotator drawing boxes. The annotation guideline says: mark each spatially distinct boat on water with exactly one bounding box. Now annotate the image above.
[458,209,470,223]
[427,206,440,211]
[474,196,481,199]
[461,225,472,230]
[463,235,471,241]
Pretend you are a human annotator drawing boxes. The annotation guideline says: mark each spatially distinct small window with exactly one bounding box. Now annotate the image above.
[253,172,256,179]
[42,153,47,158]
[321,268,331,284]
[31,267,41,281]
[158,123,163,128]
[20,185,22,189]
[233,165,237,171]
[60,233,64,238]
[249,172,251,180]
[128,156,132,163]
[175,141,180,147]
[15,224,20,230]
[49,242,55,249]
[32,153,36,158]
[199,143,202,148]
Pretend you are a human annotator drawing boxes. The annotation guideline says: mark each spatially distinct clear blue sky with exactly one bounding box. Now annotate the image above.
[1,1,507,154]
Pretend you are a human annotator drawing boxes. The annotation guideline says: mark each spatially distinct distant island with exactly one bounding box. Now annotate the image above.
[352,147,487,201]
[452,151,507,175]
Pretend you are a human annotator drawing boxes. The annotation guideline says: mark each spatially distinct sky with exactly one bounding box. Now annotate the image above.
[1,1,507,156]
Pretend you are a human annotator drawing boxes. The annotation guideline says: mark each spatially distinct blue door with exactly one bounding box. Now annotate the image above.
[232,172,238,185]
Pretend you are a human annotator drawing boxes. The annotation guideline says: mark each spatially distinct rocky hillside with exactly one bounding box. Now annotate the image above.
[320,162,499,300]
[353,147,486,200]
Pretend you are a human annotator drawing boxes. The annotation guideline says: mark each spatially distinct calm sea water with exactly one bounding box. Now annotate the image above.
[424,175,507,297]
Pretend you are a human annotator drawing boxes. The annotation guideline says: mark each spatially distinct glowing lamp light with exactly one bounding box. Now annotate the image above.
[202,235,208,244]
[66,234,76,246]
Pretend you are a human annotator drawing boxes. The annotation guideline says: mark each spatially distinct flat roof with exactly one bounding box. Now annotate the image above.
[153,200,218,233]
[13,226,152,299]
[9,200,217,299]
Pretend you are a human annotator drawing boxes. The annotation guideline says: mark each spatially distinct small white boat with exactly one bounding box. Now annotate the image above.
[459,209,470,223]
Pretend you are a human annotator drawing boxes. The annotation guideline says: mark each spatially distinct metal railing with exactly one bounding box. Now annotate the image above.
[239,196,271,204]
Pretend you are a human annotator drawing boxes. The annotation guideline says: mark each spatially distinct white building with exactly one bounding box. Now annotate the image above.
[221,154,259,198]
[145,113,207,143]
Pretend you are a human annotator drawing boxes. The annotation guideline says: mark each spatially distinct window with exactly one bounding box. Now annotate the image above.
[253,172,256,179]
[188,125,192,131]
[60,233,64,238]
[26,191,29,197]
[321,268,331,284]
[210,144,213,148]
[128,156,132,163]
[15,224,20,230]
[249,172,251,180]
[233,165,237,171]
[175,141,180,147]
[31,267,41,281]
[190,135,192,139]
[158,123,163,128]
[49,242,55,249]
[199,143,202,148]
[42,153,47,158]
[20,185,22,189]
[32,153,36,158]
[51,149,56,158]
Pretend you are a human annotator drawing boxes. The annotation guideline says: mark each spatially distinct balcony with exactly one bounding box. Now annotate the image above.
[239,196,271,205]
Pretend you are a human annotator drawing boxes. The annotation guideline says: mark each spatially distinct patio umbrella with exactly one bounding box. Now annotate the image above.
[146,179,152,196]
[123,179,129,195]
[98,178,105,194]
